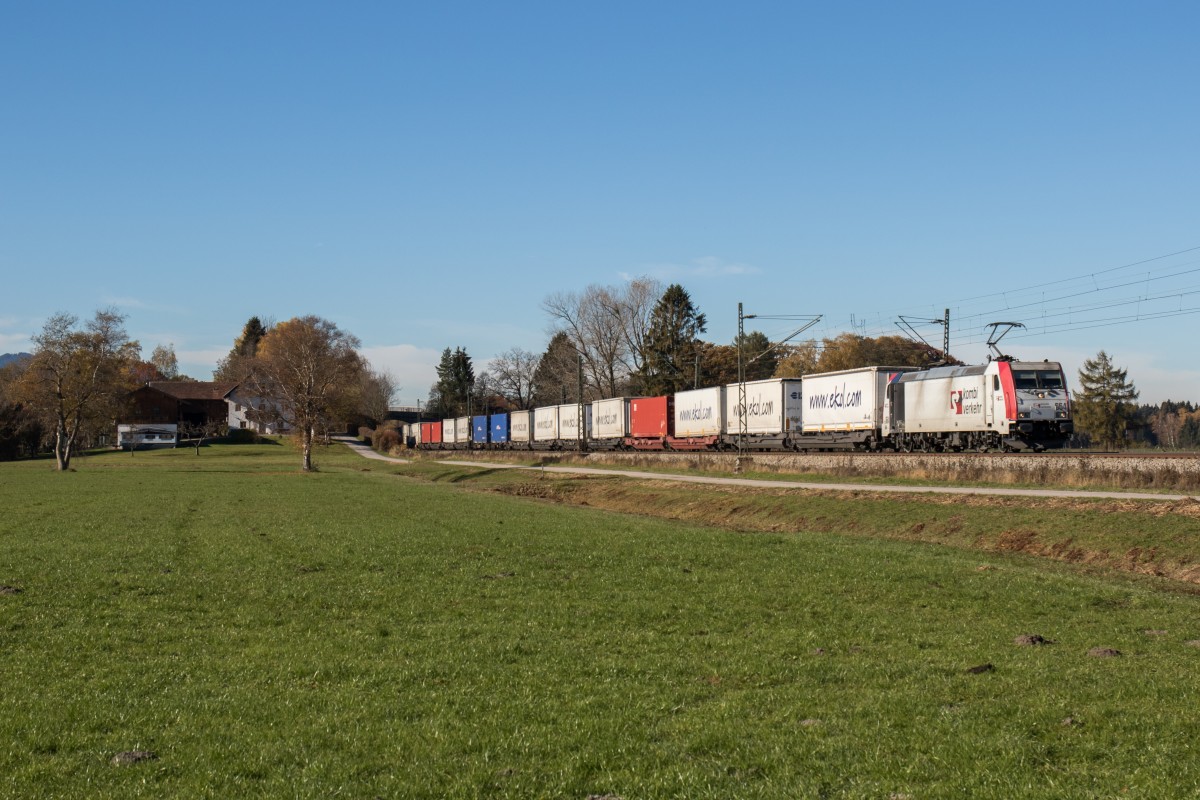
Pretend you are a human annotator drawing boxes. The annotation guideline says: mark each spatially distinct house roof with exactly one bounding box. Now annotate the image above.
[145,381,237,401]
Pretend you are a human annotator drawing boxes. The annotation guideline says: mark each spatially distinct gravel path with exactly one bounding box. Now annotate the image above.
[336,438,1196,502]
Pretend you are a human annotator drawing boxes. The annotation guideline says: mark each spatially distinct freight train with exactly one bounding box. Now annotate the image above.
[405,359,1072,454]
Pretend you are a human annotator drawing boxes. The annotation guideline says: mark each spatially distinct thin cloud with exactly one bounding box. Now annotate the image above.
[359,344,443,406]
[620,256,763,282]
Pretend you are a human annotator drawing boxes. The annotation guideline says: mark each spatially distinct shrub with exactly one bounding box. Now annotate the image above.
[225,428,261,444]
[358,426,374,445]
[374,428,401,453]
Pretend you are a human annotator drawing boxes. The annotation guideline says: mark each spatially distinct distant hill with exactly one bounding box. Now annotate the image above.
[0,353,32,368]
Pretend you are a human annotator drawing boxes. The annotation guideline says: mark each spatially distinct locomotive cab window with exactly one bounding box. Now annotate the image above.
[1013,371,1064,390]
[993,376,1000,390]
[1038,371,1064,389]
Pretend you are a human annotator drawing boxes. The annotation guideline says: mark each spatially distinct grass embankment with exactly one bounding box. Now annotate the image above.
[1,442,1198,798]
[389,459,1200,585]
[408,448,1200,494]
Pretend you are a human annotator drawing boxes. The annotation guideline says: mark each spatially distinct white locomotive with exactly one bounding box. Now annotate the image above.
[883,359,1071,452]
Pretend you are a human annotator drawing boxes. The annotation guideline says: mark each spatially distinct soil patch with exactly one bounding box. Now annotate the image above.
[1087,647,1122,658]
[1014,634,1055,646]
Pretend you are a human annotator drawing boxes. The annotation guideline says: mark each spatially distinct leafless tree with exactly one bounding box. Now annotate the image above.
[359,367,398,427]
[179,417,228,454]
[541,277,661,399]
[486,347,539,409]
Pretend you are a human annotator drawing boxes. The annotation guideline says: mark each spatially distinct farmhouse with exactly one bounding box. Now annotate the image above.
[126,381,237,427]
[122,381,292,436]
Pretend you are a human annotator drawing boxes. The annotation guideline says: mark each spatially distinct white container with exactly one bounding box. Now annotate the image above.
[674,386,725,438]
[454,416,471,444]
[591,397,629,439]
[510,410,533,443]
[723,378,803,435]
[533,406,560,442]
[557,403,592,440]
[441,419,456,445]
[802,367,909,433]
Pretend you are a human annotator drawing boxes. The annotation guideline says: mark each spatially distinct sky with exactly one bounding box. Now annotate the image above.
[2,1,1197,405]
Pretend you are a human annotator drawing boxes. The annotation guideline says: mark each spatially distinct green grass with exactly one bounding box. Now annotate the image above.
[1,443,1199,798]
[412,449,1200,494]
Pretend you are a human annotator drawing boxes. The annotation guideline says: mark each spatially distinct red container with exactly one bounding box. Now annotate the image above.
[629,396,673,438]
[421,421,442,445]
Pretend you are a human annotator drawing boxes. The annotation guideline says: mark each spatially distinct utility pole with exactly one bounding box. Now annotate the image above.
[737,303,751,457]
[737,303,822,461]
[577,354,586,452]
[942,308,950,361]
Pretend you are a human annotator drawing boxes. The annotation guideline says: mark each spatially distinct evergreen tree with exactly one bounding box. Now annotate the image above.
[531,333,580,406]
[638,284,707,395]
[214,316,270,382]
[1073,350,1139,450]
[428,347,475,417]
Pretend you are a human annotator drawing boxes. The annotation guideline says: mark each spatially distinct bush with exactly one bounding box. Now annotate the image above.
[374,428,401,453]
[358,426,374,445]
[225,428,261,444]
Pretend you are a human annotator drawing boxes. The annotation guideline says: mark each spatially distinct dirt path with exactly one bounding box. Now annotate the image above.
[336,438,1195,503]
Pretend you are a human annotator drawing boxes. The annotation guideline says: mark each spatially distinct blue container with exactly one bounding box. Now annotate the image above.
[489,412,510,444]
[472,415,489,444]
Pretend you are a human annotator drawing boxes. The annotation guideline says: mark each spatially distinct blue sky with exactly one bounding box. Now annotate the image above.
[2,1,1197,404]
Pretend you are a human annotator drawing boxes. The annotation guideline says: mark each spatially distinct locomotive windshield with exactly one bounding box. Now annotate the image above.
[1012,370,1065,390]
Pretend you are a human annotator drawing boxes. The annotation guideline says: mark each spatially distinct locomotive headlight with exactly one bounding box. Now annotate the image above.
[1018,411,1031,419]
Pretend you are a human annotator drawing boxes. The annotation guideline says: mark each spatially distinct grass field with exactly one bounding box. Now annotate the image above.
[2,442,1199,798]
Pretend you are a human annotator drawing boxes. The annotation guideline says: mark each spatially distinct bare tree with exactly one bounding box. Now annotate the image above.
[249,316,365,471]
[609,276,661,380]
[487,347,538,409]
[20,310,140,470]
[359,367,398,427]
[541,277,661,399]
[179,417,228,454]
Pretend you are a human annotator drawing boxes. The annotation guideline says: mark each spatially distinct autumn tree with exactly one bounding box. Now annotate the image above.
[773,341,821,377]
[150,343,180,380]
[1143,401,1192,449]
[487,347,539,409]
[214,316,271,382]
[20,310,140,470]
[249,316,364,471]
[1073,350,1139,450]
[637,284,707,396]
[0,357,41,461]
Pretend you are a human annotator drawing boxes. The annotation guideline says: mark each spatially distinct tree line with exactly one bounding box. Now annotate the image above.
[0,311,396,471]
[0,291,1171,469]
[424,279,950,418]
[423,282,1172,454]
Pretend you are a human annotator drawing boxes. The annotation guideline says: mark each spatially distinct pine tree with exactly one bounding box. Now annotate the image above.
[1073,350,1139,450]
[214,316,270,382]
[428,347,474,417]
[637,284,707,395]
[531,333,580,406]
